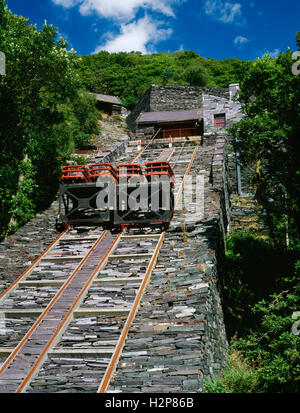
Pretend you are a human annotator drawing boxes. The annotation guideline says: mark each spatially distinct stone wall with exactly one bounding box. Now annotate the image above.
[0,131,236,393]
[197,133,232,385]
[92,138,128,164]
[126,87,152,131]
[127,85,229,132]
[150,85,229,113]
[202,84,243,132]
[150,85,203,112]
[107,133,232,393]
[225,135,238,194]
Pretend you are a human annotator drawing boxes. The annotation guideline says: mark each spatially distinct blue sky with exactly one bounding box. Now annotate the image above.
[5,0,300,60]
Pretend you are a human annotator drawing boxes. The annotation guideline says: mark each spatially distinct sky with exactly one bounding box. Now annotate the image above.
[4,0,300,60]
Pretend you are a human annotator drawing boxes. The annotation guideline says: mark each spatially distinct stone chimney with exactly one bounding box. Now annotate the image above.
[229,83,240,101]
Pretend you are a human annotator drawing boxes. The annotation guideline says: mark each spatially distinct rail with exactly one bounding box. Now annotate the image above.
[98,144,199,393]
[0,144,199,393]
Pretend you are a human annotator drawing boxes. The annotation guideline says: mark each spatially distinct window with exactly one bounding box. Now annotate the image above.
[214,114,226,128]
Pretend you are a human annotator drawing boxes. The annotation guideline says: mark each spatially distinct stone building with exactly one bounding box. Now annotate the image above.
[127,84,243,135]
[94,93,122,116]
[202,83,243,131]
[136,109,204,140]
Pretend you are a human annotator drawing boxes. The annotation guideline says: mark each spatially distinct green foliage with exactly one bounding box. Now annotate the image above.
[77,50,245,109]
[204,378,228,393]
[183,63,208,86]
[204,351,258,393]
[224,36,300,392]
[162,66,174,86]
[221,229,300,393]
[69,154,88,165]
[223,39,300,393]
[231,285,300,393]
[0,1,99,238]
[68,89,99,149]
[7,157,36,232]
[229,35,300,245]
[224,230,299,336]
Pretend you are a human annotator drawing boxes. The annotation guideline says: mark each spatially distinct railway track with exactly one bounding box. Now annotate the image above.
[0,143,199,393]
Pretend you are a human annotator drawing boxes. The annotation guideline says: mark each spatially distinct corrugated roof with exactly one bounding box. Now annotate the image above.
[138,109,202,124]
[94,94,122,105]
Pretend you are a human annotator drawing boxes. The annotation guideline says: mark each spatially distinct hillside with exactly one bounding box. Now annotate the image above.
[78,50,248,109]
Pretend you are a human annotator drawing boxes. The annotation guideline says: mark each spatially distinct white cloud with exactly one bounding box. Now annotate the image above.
[204,0,243,24]
[52,0,185,21]
[52,0,81,7]
[234,35,249,46]
[267,49,280,58]
[51,0,184,54]
[259,49,280,59]
[94,16,172,54]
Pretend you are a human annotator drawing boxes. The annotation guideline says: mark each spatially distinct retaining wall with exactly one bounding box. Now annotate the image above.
[0,133,235,393]
[107,133,232,393]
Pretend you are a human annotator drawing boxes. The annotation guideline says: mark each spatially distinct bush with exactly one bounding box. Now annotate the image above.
[184,63,208,86]
[223,231,299,336]
[221,230,300,393]
[231,283,300,393]
[204,351,258,393]
[204,378,228,393]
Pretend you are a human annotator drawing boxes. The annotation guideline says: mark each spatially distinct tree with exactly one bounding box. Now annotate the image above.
[231,278,300,393]
[0,1,99,238]
[162,66,174,86]
[77,50,244,108]
[230,37,300,246]
[184,63,208,86]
